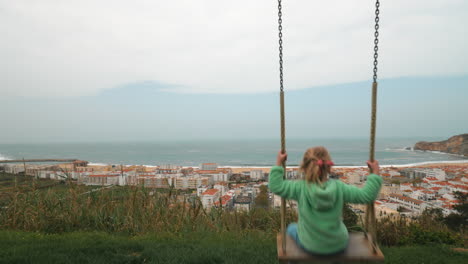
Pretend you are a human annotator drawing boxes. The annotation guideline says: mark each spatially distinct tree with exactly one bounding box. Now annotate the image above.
[390,179,401,185]
[342,204,358,228]
[444,191,467,231]
[412,177,423,187]
[422,208,444,221]
[254,185,269,209]
[452,191,468,216]
[420,208,444,228]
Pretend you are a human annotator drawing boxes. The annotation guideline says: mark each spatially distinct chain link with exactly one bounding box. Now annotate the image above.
[373,0,380,83]
[278,0,284,92]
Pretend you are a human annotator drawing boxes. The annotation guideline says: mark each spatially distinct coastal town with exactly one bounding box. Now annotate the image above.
[1,161,467,217]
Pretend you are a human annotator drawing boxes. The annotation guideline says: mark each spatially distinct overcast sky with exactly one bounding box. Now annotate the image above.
[1,1,467,143]
[2,0,468,96]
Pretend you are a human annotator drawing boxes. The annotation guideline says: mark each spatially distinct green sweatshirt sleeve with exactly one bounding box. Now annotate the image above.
[268,166,303,201]
[340,174,383,204]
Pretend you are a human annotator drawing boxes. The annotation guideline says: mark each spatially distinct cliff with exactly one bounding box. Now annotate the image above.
[414,134,468,156]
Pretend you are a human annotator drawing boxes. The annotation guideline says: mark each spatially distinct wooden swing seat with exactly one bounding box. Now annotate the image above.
[277,232,385,263]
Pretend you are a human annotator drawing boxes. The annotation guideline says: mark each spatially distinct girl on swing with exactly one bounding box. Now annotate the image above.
[269,146,382,256]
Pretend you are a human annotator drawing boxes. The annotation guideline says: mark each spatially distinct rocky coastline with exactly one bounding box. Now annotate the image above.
[414,134,468,156]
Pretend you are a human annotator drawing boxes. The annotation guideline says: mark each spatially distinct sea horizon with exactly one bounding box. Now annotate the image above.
[1,137,466,167]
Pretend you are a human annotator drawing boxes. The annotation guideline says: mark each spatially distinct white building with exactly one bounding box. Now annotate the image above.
[197,185,209,196]
[400,183,412,192]
[140,175,170,188]
[388,193,429,214]
[272,194,298,209]
[409,190,424,201]
[86,174,120,186]
[449,184,468,193]
[200,163,218,171]
[38,170,68,180]
[234,195,252,211]
[211,173,229,182]
[160,164,179,170]
[346,172,361,185]
[250,170,264,181]
[200,189,220,210]
[242,186,257,200]
[426,169,446,181]
[157,165,181,174]
[286,169,299,179]
[380,184,401,199]
[4,164,25,174]
[214,184,227,196]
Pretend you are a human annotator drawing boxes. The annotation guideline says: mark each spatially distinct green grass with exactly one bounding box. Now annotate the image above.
[1,172,466,263]
[0,230,277,264]
[0,231,467,264]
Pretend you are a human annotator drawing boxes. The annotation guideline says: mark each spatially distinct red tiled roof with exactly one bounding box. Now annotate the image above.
[202,189,219,196]
[196,170,221,174]
[214,194,233,206]
[453,185,468,190]
[389,193,424,205]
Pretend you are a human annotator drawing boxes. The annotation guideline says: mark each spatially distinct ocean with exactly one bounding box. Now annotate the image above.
[0,138,466,167]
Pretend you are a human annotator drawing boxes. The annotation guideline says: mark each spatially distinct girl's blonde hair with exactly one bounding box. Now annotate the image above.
[300,146,333,184]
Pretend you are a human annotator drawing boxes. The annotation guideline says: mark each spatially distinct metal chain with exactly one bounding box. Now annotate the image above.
[278,0,284,92]
[367,0,381,253]
[373,0,380,83]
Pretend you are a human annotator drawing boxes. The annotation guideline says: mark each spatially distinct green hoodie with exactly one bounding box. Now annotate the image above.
[269,166,383,254]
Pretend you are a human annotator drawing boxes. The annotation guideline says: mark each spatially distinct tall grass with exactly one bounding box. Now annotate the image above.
[0,181,464,247]
[0,184,296,236]
[376,212,464,247]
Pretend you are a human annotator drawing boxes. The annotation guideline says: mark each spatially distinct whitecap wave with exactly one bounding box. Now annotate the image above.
[413,149,466,157]
[87,162,108,166]
[387,160,468,168]
[384,147,413,152]
[0,153,12,161]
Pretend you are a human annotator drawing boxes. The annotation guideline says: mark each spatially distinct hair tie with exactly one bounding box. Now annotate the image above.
[316,160,334,167]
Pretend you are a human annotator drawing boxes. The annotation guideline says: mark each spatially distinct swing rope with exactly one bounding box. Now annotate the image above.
[277,0,287,253]
[277,0,381,256]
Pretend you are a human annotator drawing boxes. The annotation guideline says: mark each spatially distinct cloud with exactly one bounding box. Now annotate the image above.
[1,0,467,97]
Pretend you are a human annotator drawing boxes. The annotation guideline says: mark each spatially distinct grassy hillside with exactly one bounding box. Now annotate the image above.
[1,231,467,264]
